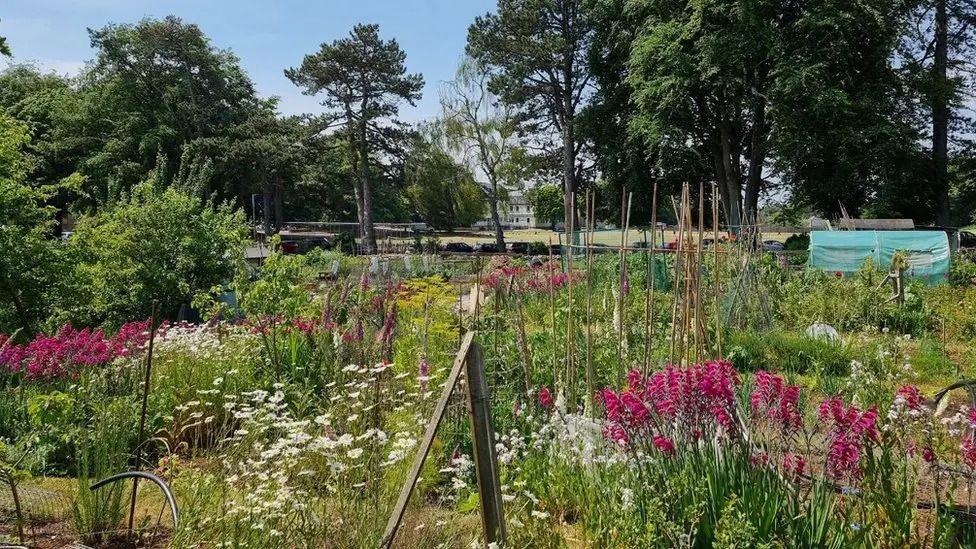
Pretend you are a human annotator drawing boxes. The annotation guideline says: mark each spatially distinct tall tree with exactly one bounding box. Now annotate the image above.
[81,16,264,203]
[405,132,486,231]
[582,0,669,225]
[467,0,594,237]
[441,58,526,248]
[0,114,63,334]
[286,23,423,253]
[627,0,780,228]
[771,0,917,218]
[899,0,976,225]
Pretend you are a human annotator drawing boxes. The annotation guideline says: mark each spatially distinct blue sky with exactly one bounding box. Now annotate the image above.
[0,0,496,120]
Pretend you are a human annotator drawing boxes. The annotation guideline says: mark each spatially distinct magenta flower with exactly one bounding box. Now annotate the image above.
[783,453,806,477]
[539,387,554,409]
[818,396,878,480]
[652,434,675,455]
[895,385,923,411]
[750,370,802,433]
[600,361,740,450]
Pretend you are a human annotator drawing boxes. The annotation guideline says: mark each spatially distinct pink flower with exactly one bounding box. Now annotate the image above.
[783,453,806,477]
[963,434,976,469]
[895,385,923,411]
[922,446,936,463]
[539,387,554,409]
[750,370,802,433]
[600,360,740,448]
[652,434,675,454]
[818,396,878,480]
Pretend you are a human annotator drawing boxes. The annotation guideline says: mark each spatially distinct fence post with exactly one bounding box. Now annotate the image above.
[464,341,508,546]
[380,332,474,548]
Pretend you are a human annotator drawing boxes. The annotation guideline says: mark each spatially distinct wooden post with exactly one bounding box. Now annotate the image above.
[381,333,475,547]
[616,192,632,385]
[547,237,558,387]
[129,302,160,534]
[465,341,508,546]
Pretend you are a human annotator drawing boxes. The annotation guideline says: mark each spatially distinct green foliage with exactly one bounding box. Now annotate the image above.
[81,16,263,201]
[63,181,247,327]
[406,135,486,230]
[286,23,424,252]
[525,184,564,228]
[0,114,67,335]
[726,329,853,376]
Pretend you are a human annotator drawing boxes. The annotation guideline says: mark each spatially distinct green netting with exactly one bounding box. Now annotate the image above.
[808,230,950,284]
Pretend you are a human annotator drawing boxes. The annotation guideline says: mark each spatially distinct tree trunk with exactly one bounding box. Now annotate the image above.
[273,173,285,231]
[489,180,505,249]
[719,121,742,231]
[359,120,378,254]
[262,185,273,236]
[744,101,767,224]
[562,120,577,240]
[933,0,951,226]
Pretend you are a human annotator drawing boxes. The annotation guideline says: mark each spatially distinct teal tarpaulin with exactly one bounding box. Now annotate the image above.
[808,230,950,284]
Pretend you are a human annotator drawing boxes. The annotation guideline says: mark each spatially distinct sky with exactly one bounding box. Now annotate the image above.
[0,0,497,121]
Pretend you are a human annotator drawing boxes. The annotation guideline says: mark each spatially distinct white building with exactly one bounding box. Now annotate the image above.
[473,193,544,230]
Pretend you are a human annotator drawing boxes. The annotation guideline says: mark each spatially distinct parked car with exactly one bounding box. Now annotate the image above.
[475,242,501,253]
[443,242,474,253]
[762,240,785,251]
[508,241,529,254]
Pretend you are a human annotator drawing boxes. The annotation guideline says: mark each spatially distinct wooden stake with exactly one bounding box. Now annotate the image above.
[712,184,723,359]
[465,341,508,546]
[548,237,558,387]
[565,192,576,408]
[382,333,475,547]
[584,189,595,415]
[643,182,658,373]
[616,191,633,385]
[129,302,160,534]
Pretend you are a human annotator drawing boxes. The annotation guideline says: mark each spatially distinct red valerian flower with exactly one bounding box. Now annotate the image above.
[1,321,156,381]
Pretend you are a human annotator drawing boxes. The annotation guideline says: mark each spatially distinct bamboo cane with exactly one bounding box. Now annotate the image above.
[584,189,595,415]
[565,192,576,408]
[643,182,658,373]
[548,237,558,388]
[712,183,722,359]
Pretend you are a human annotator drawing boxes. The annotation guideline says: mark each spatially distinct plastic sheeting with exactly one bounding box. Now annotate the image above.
[808,230,950,284]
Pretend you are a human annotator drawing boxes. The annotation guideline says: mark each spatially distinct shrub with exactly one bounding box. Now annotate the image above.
[61,181,247,328]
